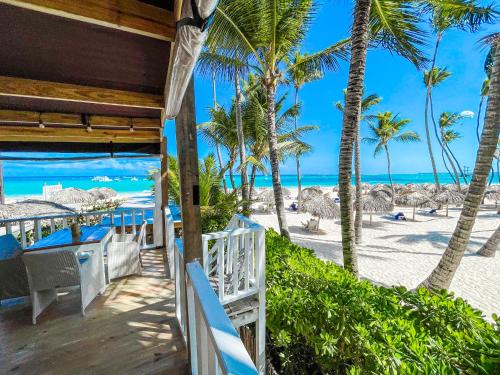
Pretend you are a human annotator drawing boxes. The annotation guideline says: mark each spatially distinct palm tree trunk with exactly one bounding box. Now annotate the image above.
[424,34,442,192]
[265,79,290,239]
[234,68,250,212]
[228,150,237,190]
[384,145,394,202]
[294,88,303,211]
[441,148,456,184]
[249,164,257,201]
[477,225,500,257]
[476,96,484,143]
[420,42,500,290]
[354,124,363,244]
[338,0,372,276]
[430,93,461,189]
[211,68,227,194]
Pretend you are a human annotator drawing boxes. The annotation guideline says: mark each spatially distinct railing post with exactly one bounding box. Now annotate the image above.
[187,279,198,375]
[120,211,125,234]
[5,222,11,234]
[255,228,266,375]
[34,219,42,241]
[132,210,137,235]
[50,218,55,233]
[20,221,27,249]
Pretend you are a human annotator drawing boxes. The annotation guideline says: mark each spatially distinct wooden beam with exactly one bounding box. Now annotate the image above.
[175,78,202,265]
[0,0,175,41]
[0,76,163,110]
[0,110,161,128]
[0,126,160,143]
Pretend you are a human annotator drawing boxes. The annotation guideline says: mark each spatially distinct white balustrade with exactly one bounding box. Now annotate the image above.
[0,208,154,249]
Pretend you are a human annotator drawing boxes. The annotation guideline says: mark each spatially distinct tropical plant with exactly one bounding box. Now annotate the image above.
[364,112,420,200]
[336,91,381,244]
[420,39,500,290]
[167,154,239,232]
[286,51,323,209]
[266,230,500,374]
[419,0,497,191]
[337,0,427,276]
[206,0,350,239]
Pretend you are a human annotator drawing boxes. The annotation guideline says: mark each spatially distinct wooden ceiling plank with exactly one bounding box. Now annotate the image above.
[0,0,175,41]
[0,110,161,128]
[0,126,160,143]
[0,76,163,110]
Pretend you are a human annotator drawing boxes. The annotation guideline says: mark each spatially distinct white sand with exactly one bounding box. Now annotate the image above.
[252,187,500,320]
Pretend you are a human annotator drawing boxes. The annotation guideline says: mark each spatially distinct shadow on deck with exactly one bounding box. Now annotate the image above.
[0,249,188,375]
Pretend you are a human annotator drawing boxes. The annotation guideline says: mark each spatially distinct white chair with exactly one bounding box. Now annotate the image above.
[23,249,101,324]
[107,221,147,280]
[0,234,29,302]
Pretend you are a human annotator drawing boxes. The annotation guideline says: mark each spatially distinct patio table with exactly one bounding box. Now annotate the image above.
[25,225,114,294]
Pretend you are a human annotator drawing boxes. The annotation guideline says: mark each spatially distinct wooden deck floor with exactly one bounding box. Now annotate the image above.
[0,249,188,375]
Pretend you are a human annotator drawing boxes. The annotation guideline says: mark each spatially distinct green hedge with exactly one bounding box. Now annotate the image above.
[265,229,500,374]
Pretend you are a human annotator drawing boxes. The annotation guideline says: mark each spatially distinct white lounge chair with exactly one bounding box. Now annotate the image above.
[302,218,319,233]
[107,221,147,280]
[0,234,29,302]
[23,249,101,324]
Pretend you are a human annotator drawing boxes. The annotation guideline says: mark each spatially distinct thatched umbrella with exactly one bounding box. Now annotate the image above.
[301,194,339,229]
[0,200,75,220]
[484,189,500,206]
[396,191,431,220]
[88,187,117,201]
[48,188,95,205]
[301,186,323,200]
[281,187,292,197]
[362,195,394,225]
[258,187,291,203]
[434,190,465,216]
[369,185,393,201]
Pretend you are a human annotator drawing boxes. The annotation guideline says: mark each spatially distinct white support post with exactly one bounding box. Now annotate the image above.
[121,211,126,234]
[62,217,68,228]
[218,238,225,301]
[50,218,55,233]
[132,210,137,235]
[110,212,115,225]
[5,222,11,234]
[187,280,198,375]
[85,215,90,226]
[232,234,239,297]
[255,228,266,375]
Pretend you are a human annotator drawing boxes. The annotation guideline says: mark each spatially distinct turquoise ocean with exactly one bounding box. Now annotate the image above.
[3,173,465,198]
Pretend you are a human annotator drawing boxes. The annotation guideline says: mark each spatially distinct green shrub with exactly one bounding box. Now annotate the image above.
[265,229,500,374]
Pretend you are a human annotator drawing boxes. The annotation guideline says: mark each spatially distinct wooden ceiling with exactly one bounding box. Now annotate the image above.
[0,0,178,154]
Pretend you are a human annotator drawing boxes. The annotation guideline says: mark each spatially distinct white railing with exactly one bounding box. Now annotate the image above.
[0,208,154,249]
[174,239,259,375]
[202,214,265,306]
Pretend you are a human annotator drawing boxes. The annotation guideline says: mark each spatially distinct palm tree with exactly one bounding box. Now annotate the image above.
[338,0,426,275]
[209,67,228,194]
[477,225,500,258]
[336,92,381,244]
[198,105,239,190]
[364,112,420,200]
[420,40,499,290]
[420,0,496,191]
[207,0,350,239]
[424,67,466,189]
[439,112,467,189]
[243,75,318,199]
[287,52,323,209]
[441,128,460,184]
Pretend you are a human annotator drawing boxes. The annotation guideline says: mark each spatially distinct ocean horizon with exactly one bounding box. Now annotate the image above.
[3,173,487,198]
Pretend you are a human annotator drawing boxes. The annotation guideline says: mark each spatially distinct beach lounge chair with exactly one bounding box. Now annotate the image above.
[302,218,319,233]
[0,234,29,303]
[23,249,101,324]
[394,212,407,221]
[107,221,147,280]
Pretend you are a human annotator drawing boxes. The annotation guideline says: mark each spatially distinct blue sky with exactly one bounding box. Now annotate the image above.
[4,1,497,177]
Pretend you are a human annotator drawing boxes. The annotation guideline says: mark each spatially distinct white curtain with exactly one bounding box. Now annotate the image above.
[165,0,218,119]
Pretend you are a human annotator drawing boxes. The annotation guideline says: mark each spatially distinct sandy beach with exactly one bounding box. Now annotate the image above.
[251,186,500,320]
